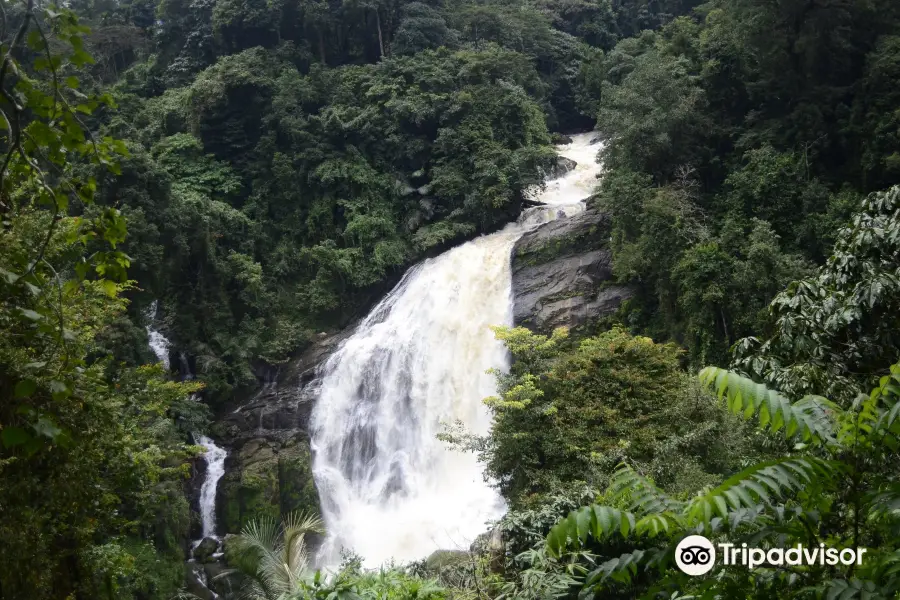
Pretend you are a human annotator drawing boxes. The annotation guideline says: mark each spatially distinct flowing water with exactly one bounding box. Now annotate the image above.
[194,434,228,541]
[144,307,228,545]
[310,133,604,567]
[145,301,170,371]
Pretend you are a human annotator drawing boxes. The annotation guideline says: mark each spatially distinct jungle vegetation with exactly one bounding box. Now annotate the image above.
[2,0,900,597]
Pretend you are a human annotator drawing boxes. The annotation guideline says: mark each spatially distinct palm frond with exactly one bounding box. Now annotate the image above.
[241,515,280,561]
[228,512,326,600]
[282,511,325,574]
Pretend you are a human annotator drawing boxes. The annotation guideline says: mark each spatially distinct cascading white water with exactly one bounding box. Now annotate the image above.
[195,434,228,540]
[310,133,604,567]
[144,305,228,544]
[145,301,170,370]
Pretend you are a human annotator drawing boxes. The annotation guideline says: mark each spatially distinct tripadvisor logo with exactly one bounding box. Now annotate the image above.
[675,535,716,575]
[675,535,868,576]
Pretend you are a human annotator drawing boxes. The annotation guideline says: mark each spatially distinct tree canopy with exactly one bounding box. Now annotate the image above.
[4,0,900,597]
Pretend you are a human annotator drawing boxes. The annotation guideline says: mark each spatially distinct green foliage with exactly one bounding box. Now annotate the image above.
[51,0,708,408]
[597,44,707,179]
[392,3,456,56]
[468,326,754,506]
[100,42,558,402]
[698,367,838,446]
[288,565,449,600]
[542,366,900,599]
[734,185,900,403]
[219,511,325,599]
[590,0,900,369]
[0,6,204,598]
[11,0,900,597]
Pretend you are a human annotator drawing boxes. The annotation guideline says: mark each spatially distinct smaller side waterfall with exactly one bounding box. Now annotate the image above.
[145,301,170,370]
[144,303,228,544]
[195,433,228,540]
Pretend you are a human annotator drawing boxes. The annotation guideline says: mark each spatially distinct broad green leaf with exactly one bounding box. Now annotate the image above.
[100,279,117,298]
[14,379,37,398]
[18,308,43,321]
[1,427,30,448]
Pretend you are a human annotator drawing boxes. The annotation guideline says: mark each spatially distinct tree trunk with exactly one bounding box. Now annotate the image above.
[318,30,326,64]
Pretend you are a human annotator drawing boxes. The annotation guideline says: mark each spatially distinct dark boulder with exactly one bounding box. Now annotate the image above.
[209,331,352,539]
[543,156,577,181]
[512,208,632,331]
[205,560,236,597]
[192,537,219,564]
[185,563,217,600]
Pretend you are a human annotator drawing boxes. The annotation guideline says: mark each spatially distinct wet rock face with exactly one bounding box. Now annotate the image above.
[511,208,633,331]
[193,537,220,563]
[185,563,217,600]
[215,433,320,538]
[210,331,351,538]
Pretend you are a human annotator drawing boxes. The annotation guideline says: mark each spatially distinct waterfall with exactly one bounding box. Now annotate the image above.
[310,133,604,567]
[145,301,170,370]
[144,305,228,544]
[195,433,228,540]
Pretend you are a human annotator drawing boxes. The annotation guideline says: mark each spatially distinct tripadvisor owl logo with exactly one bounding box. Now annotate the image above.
[674,534,869,576]
[675,535,716,575]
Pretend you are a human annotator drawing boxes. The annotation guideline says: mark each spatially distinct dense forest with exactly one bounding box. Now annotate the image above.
[2,0,900,597]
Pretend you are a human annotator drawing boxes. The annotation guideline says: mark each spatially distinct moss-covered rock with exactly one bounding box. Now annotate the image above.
[514,209,608,267]
[207,334,338,544]
[193,537,219,563]
[216,436,319,535]
[277,439,319,518]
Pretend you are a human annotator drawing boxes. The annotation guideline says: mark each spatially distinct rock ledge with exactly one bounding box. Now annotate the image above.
[512,208,632,331]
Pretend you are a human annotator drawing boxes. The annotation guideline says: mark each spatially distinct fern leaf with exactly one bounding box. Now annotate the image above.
[608,463,682,514]
[686,457,833,526]
[874,367,900,441]
[820,578,881,600]
[880,400,900,431]
[583,549,649,587]
[546,506,637,557]
[840,392,882,446]
[866,484,900,519]
[725,505,769,530]
[635,513,679,537]
[699,367,838,445]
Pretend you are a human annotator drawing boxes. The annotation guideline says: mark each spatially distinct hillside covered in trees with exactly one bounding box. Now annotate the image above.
[2,0,900,597]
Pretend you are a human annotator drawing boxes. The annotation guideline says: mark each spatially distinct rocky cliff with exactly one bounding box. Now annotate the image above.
[204,207,634,540]
[511,208,633,331]
[209,330,350,535]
